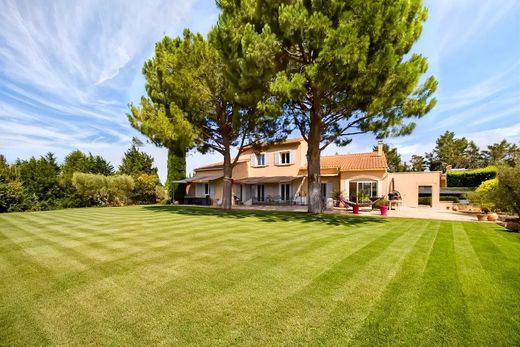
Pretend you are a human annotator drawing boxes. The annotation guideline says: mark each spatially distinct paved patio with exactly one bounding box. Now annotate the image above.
[234,204,478,222]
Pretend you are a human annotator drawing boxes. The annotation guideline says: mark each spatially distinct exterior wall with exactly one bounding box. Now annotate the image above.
[386,172,441,208]
[238,141,306,177]
[340,170,388,199]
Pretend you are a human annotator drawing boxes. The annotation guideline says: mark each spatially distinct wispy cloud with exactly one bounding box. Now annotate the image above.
[0,0,208,180]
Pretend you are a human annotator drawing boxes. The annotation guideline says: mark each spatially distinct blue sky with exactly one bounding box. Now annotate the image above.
[1,0,519,182]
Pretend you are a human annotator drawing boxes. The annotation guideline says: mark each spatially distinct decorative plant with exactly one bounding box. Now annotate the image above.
[373,198,389,209]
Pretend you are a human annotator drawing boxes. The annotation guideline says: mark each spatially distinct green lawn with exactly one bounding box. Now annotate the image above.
[0,206,519,346]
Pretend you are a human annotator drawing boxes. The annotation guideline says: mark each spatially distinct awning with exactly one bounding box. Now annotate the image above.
[173,174,223,184]
[234,176,303,184]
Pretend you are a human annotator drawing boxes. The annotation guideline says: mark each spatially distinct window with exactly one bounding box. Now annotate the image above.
[255,153,265,166]
[321,183,327,198]
[281,183,291,201]
[280,151,291,164]
[256,184,265,202]
[348,180,378,202]
[204,183,209,196]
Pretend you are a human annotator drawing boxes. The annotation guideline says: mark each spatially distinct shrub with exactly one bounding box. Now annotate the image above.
[475,178,498,193]
[418,197,432,205]
[132,173,159,204]
[447,166,497,187]
[155,185,169,204]
[440,195,460,203]
[492,165,520,216]
[0,181,28,212]
[72,173,134,206]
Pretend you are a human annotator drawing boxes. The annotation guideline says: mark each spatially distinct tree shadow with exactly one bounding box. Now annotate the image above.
[143,205,387,227]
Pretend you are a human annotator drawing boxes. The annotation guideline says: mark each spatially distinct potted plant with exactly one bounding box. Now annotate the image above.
[476,207,489,222]
[374,198,389,216]
[487,210,499,222]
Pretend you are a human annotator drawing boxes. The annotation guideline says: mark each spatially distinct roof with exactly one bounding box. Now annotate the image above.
[234,176,302,184]
[320,152,388,171]
[174,174,223,184]
[242,137,305,150]
[195,159,248,171]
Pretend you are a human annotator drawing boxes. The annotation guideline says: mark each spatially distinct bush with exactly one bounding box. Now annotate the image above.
[447,166,497,187]
[440,195,460,203]
[475,178,498,193]
[72,173,134,206]
[492,165,520,216]
[0,181,28,212]
[132,173,159,204]
[418,197,432,205]
[155,185,169,204]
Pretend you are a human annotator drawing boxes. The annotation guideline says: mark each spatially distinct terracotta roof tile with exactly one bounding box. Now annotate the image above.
[195,159,248,171]
[320,152,388,171]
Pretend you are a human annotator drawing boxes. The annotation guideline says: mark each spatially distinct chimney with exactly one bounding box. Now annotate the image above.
[377,140,384,156]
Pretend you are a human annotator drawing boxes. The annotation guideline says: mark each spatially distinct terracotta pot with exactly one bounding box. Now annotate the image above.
[476,214,488,222]
[338,201,345,208]
[487,212,498,222]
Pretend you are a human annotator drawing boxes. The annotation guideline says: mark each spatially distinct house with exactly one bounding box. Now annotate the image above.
[180,138,441,208]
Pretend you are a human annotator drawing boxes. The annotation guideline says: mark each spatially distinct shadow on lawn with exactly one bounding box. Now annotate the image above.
[143,205,387,227]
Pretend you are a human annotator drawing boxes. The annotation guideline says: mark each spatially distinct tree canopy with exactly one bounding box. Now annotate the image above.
[217,0,437,213]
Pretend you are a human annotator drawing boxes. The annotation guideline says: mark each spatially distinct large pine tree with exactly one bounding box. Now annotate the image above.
[217,0,437,213]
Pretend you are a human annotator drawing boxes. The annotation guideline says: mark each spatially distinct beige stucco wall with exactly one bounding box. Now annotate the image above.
[238,141,306,177]
[386,172,441,208]
[339,170,388,200]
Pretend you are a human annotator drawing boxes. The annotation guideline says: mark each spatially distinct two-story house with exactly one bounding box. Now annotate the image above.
[179,138,442,208]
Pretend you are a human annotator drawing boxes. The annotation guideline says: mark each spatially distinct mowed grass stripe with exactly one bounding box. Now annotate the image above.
[453,223,519,345]
[151,221,404,344]
[399,222,471,346]
[1,206,519,346]
[348,220,441,345]
[219,220,421,346]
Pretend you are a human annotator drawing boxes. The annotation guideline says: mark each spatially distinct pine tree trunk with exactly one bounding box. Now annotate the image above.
[307,110,322,214]
[167,147,186,203]
[221,145,233,210]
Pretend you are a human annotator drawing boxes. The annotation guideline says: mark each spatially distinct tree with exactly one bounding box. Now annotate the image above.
[218,0,437,213]
[372,144,404,172]
[128,36,195,203]
[482,139,519,166]
[410,154,426,171]
[15,153,62,208]
[119,144,158,177]
[488,165,520,217]
[132,30,287,209]
[426,131,482,171]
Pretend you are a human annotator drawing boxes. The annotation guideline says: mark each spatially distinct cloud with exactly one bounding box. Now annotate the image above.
[0,0,205,181]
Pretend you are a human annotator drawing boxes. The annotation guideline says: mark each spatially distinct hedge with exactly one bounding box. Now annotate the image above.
[440,195,460,203]
[447,166,497,188]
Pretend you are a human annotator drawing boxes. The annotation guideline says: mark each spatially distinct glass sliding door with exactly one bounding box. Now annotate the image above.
[349,180,378,202]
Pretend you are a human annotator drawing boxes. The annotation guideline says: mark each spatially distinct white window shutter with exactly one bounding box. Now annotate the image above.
[264,153,268,166]
[250,154,256,166]
[290,150,295,164]
[275,152,280,165]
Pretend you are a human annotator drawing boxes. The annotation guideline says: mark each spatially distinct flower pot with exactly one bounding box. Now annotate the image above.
[476,214,488,222]
[487,212,498,222]
[353,204,360,214]
[338,201,345,208]
[380,205,388,216]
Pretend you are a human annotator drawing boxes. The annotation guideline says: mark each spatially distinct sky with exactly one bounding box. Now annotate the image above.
[0,0,519,182]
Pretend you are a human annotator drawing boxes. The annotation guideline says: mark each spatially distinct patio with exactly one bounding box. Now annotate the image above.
[233,204,478,222]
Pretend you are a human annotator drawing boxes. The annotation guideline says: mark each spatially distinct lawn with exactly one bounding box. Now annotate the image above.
[0,206,519,346]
